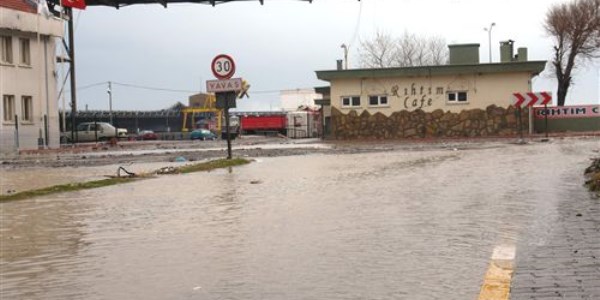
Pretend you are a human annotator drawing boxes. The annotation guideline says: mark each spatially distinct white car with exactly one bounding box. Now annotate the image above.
[63,122,128,143]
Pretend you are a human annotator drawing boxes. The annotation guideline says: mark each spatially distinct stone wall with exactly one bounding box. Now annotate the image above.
[331,105,529,139]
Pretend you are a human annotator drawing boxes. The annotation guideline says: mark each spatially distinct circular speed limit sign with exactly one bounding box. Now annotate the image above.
[211,54,236,80]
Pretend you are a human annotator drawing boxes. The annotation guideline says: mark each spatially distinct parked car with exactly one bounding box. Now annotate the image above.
[190,129,217,140]
[137,130,158,140]
[63,122,127,143]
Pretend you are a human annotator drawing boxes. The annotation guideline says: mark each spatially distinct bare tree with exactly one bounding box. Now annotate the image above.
[545,0,600,106]
[358,31,448,68]
[427,36,449,65]
[395,32,420,67]
[358,31,397,68]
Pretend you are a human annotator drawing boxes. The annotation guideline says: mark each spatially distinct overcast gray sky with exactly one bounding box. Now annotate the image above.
[66,0,599,111]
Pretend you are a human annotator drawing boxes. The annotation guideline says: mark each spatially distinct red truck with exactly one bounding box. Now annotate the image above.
[240,114,287,135]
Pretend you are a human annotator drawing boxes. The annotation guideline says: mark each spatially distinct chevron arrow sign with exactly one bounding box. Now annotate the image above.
[512,92,552,107]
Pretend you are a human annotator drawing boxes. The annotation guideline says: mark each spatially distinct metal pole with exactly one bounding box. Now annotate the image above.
[307,110,310,138]
[67,7,77,144]
[224,93,232,159]
[14,114,19,150]
[488,30,492,63]
[518,107,524,141]
[94,118,98,143]
[321,104,325,139]
[43,37,50,148]
[108,81,113,124]
[44,115,49,147]
[544,104,549,138]
[484,22,495,63]
[341,44,349,69]
[114,114,117,142]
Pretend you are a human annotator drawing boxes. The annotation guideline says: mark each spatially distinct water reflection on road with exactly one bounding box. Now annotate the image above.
[1,139,598,299]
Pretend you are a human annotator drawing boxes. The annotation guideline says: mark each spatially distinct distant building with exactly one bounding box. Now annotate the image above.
[0,1,63,152]
[280,89,321,112]
[315,43,547,139]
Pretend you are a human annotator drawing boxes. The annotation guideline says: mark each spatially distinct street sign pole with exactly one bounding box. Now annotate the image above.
[518,107,524,141]
[224,93,232,159]
[215,91,237,160]
[209,54,241,160]
[512,91,552,142]
[544,104,549,138]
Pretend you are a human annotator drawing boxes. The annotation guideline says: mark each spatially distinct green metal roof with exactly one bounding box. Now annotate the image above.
[315,61,547,82]
[314,99,330,106]
[314,86,330,95]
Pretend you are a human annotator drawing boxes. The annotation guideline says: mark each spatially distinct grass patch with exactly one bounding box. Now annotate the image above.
[0,158,252,202]
[0,177,139,202]
[179,158,251,174]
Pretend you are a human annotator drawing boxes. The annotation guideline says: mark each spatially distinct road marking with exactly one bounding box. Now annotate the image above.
[478,245,516,300]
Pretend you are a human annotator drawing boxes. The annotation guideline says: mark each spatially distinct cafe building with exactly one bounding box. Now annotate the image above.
[315,42,547,139]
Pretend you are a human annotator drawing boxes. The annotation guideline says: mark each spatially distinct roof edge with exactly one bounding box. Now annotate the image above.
[316,61,547,82]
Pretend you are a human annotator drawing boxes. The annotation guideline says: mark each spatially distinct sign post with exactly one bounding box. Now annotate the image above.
[544,103,549,138]
[208,54,239,160]
[512,91,552,141]
[215,91,237,159]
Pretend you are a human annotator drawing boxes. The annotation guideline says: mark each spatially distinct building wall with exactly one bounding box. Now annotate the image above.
[330,72,532,115]
[0,7,63,153]
[330,105,529,139]
[533,105,600,133]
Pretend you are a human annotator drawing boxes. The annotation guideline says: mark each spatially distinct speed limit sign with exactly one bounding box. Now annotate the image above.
[211,54,236,80]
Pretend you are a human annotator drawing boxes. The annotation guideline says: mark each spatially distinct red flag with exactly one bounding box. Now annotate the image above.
[62,0,86,10]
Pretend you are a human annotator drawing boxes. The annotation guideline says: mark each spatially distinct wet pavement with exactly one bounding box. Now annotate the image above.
[0,138,598,299]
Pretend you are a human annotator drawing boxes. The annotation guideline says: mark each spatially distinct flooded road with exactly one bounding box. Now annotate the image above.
[1,139,598,299]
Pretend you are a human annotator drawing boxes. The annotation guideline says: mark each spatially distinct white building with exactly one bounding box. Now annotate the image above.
[1,1,63,153]
[280,89,321,112]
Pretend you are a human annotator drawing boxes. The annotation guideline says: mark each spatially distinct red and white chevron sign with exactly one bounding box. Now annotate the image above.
[512,92,552,107]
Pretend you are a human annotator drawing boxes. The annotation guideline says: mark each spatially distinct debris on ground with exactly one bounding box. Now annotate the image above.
[117,166,136,178]
[584,157,600,195]
[156,166,179,175]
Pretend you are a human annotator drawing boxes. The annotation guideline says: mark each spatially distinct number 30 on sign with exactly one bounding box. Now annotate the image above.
[211,54,236,80]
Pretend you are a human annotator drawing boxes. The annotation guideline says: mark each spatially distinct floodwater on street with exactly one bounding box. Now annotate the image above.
[1,138,598,299]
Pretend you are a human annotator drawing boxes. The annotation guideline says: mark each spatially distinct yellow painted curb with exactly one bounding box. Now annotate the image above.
[478,245,515,300]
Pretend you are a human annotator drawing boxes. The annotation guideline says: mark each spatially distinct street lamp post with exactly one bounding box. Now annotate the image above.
[107,81,113,124]
[484,22,496,63]
[340,44,349,70]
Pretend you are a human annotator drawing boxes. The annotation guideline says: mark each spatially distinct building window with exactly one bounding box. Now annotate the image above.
[21,96,33,122]
[3,95,15,122]
[341,96,361,108]
[1,36,13,64]
[368,95,388,107]
[447,91,468,103]
[19,38,30,66]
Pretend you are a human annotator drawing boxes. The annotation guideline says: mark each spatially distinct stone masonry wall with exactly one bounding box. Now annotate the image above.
[331,105,529,139]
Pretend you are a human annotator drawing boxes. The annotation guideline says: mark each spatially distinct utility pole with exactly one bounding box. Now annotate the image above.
[67,7,77,143]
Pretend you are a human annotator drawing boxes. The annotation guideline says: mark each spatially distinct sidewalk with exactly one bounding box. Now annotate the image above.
[510,193,600,299]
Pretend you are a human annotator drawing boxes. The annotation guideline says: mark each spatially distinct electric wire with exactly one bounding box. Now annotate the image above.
[348,0,363,48]
[111,82,198,93]
[69,81,300,95]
